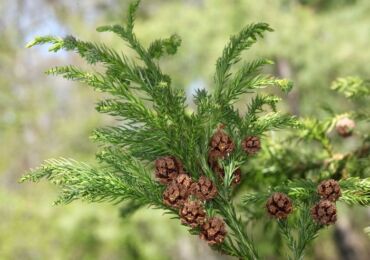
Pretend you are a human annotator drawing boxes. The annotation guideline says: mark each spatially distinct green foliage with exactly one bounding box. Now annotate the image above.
[147,34,182,59]
[298,0,357,10]
[339,177,370,206]
[278,208,321,260]
[21,1,370,259]
[214,23,272,94]
[239,90,369,258]
[331,76,370,98]
[213,24,293,106]
[20,157,163,206]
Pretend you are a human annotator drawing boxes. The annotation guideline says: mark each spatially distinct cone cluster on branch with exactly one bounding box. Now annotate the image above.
[208,126,261,185]
[154,155,227,245]
[311,179,341,225]
[335,117,355,137]
[160,170,218,208]
[266,192,293,219]
[156,126,263,244]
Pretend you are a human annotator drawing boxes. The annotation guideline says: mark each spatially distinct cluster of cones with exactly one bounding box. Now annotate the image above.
[154,123,344,244]
[311,179,341,225]
[266,179,341,225]
[155,155,225,245]
[208,126,261,185]
[264,117,352,222]
[154,126,262,245]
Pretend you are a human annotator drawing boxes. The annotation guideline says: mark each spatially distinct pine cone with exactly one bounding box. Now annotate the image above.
[209,129,235,157]
[191,176,218,201]
[266,193,293,219]
[335,117,355,137]
[241,136,261,155]
[311,200,337,225]
[155,156,185,184]
[163,174,193,208]
[179,200,206,228]
[199,217,227,245]
[317,179,341,202]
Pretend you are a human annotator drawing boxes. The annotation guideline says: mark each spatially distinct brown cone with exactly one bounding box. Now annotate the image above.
[335,117,355,137]
[317,179,341,202]
[311,200,337,225]
[200,217,227,245]
[266,193,293,219]
[191,176,218,201]
[179,200,206,228]
[209,129,235,157]
[241,136,261,155]
[163,174,193,208]
[155,156,185,185]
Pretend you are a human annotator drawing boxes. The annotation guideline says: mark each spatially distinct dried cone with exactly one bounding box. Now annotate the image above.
[317,179,341,202]
[163,174,193,208]
[179,200,206,228]
[266,193,293,219]
[191,176,218,201]
[242,136,261,155]
[155,156,185,184]
[200,217,227,245]
[209,129,235,157]
[311,200,337,225]
[335,117,355,137]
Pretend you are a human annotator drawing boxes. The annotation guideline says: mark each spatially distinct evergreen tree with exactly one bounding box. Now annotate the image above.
[22,1,369,259]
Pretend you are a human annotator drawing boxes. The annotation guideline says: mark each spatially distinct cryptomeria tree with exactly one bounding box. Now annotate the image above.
[22,1,369,259]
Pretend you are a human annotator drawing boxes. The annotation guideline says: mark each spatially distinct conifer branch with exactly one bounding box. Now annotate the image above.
[278,208,320,260]
[23,1,370,259]
[20,158,162,206]
[215,195,259,260]
[339,177,370,206]
[331,76,370,98]
[148,34,182,59]
[214,23,273,97]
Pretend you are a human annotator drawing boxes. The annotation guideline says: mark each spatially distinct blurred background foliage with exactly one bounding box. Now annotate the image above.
[0,0,369,259]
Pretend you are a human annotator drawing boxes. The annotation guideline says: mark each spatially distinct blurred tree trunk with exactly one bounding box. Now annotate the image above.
[275,58,300,116]
[334,214,368,260]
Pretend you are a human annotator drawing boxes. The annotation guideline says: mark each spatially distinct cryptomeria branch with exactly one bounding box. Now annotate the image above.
[21,1,370,259]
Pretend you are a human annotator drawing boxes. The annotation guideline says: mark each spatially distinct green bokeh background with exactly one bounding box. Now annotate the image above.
[0,0,369,259]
